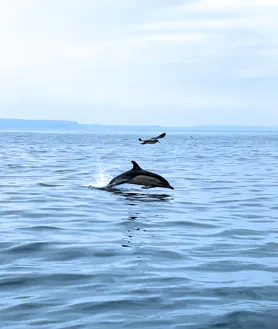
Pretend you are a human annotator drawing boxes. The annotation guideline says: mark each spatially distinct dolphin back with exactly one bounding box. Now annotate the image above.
[140,169,169,183]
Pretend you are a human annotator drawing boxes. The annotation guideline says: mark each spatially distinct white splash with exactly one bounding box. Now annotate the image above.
[85,165,113,189]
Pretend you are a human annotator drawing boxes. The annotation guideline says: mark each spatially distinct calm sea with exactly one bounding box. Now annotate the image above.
[1,130,278,329]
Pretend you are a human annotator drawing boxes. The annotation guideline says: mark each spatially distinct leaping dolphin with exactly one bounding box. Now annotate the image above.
[138,132,166,145]
[106,161,174,190]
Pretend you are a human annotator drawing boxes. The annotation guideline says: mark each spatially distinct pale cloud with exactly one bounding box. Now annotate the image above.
[0,0,277,125]
[177,0,278,34]
[179,0,278,12]
[138,18,245,32]
[146,0,278,35]
[139,0,278,79]
[254,0,278,5]
[128,32,203,45]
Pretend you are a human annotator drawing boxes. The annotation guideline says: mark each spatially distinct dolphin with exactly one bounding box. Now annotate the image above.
[106,161,174,190]
[138,132,166,145]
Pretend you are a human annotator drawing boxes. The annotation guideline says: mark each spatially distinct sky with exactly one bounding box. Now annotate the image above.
[0,0,277,126]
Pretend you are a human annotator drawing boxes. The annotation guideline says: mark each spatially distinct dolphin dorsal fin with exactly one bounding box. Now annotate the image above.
[131,161,142,170]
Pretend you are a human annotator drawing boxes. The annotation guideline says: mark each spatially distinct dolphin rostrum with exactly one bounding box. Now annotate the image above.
[106,161,174,190]
[138,132,166,145]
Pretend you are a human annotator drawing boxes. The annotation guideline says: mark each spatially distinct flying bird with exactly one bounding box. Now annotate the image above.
[138,132,166,145]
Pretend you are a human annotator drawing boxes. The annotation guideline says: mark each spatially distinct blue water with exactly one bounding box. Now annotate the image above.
[1,130,278,329]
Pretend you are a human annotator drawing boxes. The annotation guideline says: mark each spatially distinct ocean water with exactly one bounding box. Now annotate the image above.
[1,130,278,329]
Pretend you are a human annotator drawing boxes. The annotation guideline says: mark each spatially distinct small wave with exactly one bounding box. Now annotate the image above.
[4,241,49,253]
[37,183,59,187]
[206,310,278,329]
[21,225,61,231]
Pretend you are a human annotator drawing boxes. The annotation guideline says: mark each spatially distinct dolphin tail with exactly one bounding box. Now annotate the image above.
[106,176,129,189]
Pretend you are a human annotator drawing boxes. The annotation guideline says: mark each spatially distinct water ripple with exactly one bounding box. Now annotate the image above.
[0,131,278,329]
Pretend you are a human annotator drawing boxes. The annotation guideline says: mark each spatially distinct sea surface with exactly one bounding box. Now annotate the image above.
[1,130,278,329]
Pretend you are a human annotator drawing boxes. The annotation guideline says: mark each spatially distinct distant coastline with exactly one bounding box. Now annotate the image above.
[0,118,277,132]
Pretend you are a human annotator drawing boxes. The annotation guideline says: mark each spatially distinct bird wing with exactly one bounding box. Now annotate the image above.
[151,132,166,140]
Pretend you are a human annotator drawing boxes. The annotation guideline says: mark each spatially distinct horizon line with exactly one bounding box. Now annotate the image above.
[1,118,278,128]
